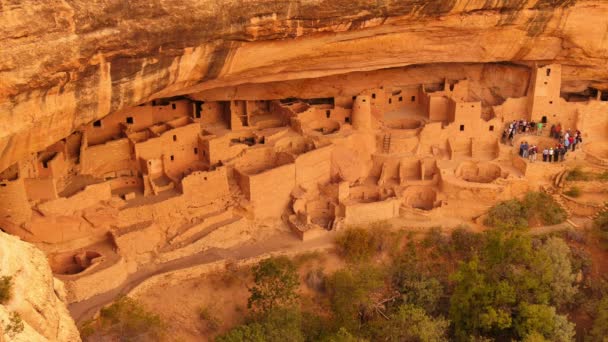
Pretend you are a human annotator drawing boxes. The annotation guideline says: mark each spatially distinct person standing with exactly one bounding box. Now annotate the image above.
[523,141,529,158]
[529,145,537,162]
[570,135,576,151]
[555,123,562,139]
[537,121,543,136]
[543,148,549,162]
[549,147,554,162]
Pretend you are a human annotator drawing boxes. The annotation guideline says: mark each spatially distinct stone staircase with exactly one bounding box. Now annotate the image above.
[539,184,573,218]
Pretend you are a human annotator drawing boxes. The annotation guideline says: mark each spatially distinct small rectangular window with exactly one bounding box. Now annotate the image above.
[372,93,376,99]
[460,125,465,131]
[546,68,551,76]
[326,110,330,118]
[172,103,176,110]
[93,120,102,127]
[173,135,177,142]
[352,96,356,100]
[194,147,198,154]
[388,98,392,104]
[411,96,416,102]
[126,117,133,124]
[170,155,174,161]
[399,97,403,102]
[489,125,494,131]
[345,117,350,124]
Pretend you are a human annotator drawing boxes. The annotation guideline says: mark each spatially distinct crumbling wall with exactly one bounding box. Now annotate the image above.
[577,101,608,143]
[0,177,32,224]
[493,97,528,123]
[384,87,420,113]
[114,223,163,263]
[248,163,296,218]
[83,100,191,146]
[295,146,332,190]
[182,167,229,204]
[198,101,226,125]
[24,178,58,202]
[427,95,450,122]
[352,96,372,130]
[135,123,201,177]
[37,183,112,216]
[81,138,133,177]
[402,186,438,210]
[448,137,472,159]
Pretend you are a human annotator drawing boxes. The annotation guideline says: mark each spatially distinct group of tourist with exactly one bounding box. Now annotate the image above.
[502,119,545,144]
[503,118,584,163]
[549,124,583,152]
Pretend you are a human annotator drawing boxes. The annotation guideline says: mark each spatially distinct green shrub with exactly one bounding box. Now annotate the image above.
[485,192,567,230]
[335,227,376,263]
[523,192,567,226]
[451,227,484,258]
[216,307,304,342]
[564,187,581,198]
[566,167,592,181]
[335,224,391,263]
[0,274,13,304]
[484,199,529,230]
[80,296,164,341]
[248,257,299,314]
[594,210,608,249]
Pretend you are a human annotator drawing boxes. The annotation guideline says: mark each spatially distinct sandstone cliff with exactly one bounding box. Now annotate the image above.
[0,232,81,341]
[1,0,607,171]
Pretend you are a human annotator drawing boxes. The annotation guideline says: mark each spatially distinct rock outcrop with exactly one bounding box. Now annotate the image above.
[0,232,81,341]
[1,0,608,171]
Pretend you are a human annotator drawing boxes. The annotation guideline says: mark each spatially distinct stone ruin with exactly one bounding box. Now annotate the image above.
[0,63,607,303]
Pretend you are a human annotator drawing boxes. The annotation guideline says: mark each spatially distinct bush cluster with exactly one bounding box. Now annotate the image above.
[334,223,392,263]
[80,296,164,341]
[484,191,567,230]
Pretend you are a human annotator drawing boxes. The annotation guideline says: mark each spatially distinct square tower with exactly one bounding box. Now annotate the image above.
[527,64,562,123]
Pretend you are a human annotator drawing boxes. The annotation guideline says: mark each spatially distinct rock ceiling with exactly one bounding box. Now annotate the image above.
[1,0,607,171]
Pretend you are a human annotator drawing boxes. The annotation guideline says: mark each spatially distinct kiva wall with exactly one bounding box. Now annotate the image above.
[342,198,400,226]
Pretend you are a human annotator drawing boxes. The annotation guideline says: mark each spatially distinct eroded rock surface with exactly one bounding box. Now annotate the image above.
[1,0,608,170]
[0,232,81,342]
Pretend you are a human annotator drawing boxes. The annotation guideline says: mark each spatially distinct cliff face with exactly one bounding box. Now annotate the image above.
[0,232,81,341]
[1,0,608,171]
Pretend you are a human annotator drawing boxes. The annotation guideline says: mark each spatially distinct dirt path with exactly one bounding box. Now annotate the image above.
[68,230,337,324]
